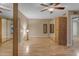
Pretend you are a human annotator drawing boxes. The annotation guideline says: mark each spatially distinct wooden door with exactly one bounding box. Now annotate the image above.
[55,17,67,45]
[59,17,67,45]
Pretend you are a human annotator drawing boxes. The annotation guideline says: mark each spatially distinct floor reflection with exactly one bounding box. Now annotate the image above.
[26,46,29,53]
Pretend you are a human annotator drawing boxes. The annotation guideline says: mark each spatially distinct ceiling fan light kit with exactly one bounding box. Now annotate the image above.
[48,8,54,12]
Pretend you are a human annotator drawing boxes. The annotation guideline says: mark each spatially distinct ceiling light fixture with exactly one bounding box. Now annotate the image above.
[48,8,54,12]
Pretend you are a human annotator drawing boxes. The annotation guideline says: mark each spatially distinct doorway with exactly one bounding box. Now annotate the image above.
[72,15,79,50]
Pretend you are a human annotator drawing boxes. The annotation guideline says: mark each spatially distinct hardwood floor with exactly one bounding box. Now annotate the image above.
[18,37,76,56]
[0,37,79,56]
[0,39,13,56]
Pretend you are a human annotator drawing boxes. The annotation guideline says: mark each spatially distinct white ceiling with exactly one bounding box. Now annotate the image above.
[0,3,13,19]
[19,3,79,19]
[1,3,79,19]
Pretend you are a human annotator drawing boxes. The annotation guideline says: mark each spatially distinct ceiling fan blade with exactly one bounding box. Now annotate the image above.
[49,3,53,5]
[40,9,47,12]
[54,3,60,6]
[49,3,60,6]
[40,4,48,7]
[55,7,65,10]
[40,7,48,12]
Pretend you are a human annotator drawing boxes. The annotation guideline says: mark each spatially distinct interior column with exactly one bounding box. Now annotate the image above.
[13,3,18,56]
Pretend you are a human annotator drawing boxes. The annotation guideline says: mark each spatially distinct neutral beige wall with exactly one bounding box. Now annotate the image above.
[29,19,52,38]
[50,19,55,40]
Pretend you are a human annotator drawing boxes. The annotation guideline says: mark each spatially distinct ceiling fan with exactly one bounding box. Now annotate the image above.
[40,3,65,13]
